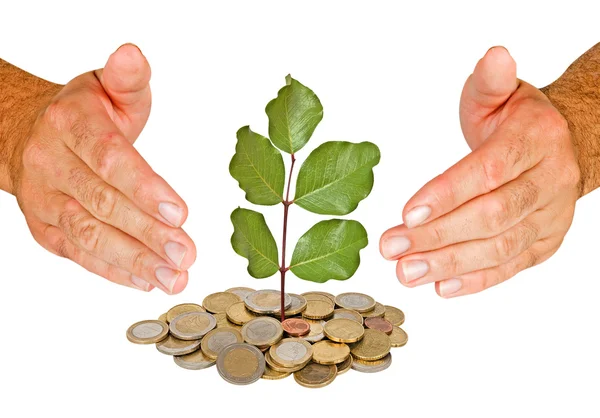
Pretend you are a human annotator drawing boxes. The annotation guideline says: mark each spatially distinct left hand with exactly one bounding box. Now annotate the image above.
[379,46,581,298]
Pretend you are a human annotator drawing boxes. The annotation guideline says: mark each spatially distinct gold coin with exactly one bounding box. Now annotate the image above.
[389,326,408,347]
[241,317,284,346]
[323,318,365,343]
[384,305,405,326]
[203,292,242,314]
[335,292,376,313]
[350,328,391,361]
[362,302,386,318]
[173,348,216,370]
[302,292,335,305]
[284,293,307,316]
[261,365,291,380]
[269,338,313,368]
[169,312,217,340]
[351,353,393,373]
[201,328,244,359]
[294,362,337,388]
[214,313,242,331]
[302,321,325,343]
[225,287,256,299]
[126,320,169,344]
[166,303,205,323]
[158,313,168,323]
[156,335,201,356]
[265,351,308,373]
[336,355,353,375]
[332,308,364,324]
[226,301,259,325]
[303,300,334,320]
[217,343,265,385]
[312,340,351,365]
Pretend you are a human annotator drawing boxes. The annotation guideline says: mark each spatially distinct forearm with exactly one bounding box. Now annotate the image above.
[541,43,600,197]
[0,59,61,195]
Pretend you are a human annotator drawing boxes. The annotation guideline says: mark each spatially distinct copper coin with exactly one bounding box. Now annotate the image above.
[282,318,311,337]
[364,317,393,335]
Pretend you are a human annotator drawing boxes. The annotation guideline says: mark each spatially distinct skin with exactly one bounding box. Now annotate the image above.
[0,44,196,294]
[380,43,600,298]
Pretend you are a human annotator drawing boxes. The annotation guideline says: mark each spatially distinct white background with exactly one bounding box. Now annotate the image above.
[1,1,598,417]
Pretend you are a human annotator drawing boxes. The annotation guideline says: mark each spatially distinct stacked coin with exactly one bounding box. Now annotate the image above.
[127,288,408,388]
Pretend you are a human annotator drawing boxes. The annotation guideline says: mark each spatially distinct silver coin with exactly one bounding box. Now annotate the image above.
[169,311,216,340]
[285,293,307,315]
[273,339,312,364]
[201,328,243,358]
[351,353,393,373]
[244,290,292,314]
[225,287,256,300]
[126,320,169,344]
[156,335,201,356]
[217,343,265,385]
[335,292,376,313]
[302,320,326,343]
[332,308,364,324]
[241,317,284,346]
[173,350,216,370]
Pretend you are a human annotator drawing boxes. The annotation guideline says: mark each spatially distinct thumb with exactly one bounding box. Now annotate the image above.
[95,43,152,142]
[459,46,518,149]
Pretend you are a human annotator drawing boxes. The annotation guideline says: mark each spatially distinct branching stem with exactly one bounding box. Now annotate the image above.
[280,154,296,321]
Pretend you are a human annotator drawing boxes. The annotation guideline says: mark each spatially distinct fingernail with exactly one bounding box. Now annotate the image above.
[156,267,181,293]
[159,202,184,227]
[165,241,187,268]
[382,236,411,259]
[131,275,153,292]
[402,260,429,282]
[439,278,462,297]
[404,205,431,228]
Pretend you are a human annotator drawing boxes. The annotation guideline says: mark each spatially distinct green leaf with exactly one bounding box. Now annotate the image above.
[265,76,323,154]
[230,208,279,278]
[289,219,368,283]
[294,141,380,215]
[229,126,285,205]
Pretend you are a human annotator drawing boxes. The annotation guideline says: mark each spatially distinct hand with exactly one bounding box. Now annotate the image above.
[380,46,580,298]
[11,44,196,293]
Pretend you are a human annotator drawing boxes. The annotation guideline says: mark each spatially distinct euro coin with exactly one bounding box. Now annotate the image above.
[201,328,244,359]
[336,355,353,375]
[384,305,405,326]
[126,320,169,344]
[351,353,392,373]
[312,340,351,365]
[158,313,168,323]
[241,317,284,346]
[265,351,308,373]
[269,338,313,368]
[282,318,311,337]
[303,300,334,320]
[173,349,216,370]
[350,329,391,361]
[217,343,265,385]
[389,326,408,347]
[261,365,291,380]
[245,290,292,314]
[166,303,205,323]
[362,302,386,318]
[284,293,307,316]
[364,317,394,335]
[203,292,242,314]
[169,312,216,341]
[324,318,365,343]
[294,362,337,388]
[332,308,364,324]
[302,321,325,343]
[225,287,256,300]
[214,312,242,331]
[301,292,335,305]
[335,293,376,313]
[156,335,201,356]
[226,301,258,325]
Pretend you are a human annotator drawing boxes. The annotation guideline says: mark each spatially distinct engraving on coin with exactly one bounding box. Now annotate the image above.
[352,353,392,373]
[173,349,216,370]
[362,302,386,318]
[169,312,217,340]
[156,335,201,356]
[364,317,394,335]
[324,318,365,343]
[225,287,256,300]
[241,317,283,346]
[245,290,292,314]
[302,321,325,343]
[384,305,405,326]
[284,293,307,316]
[312,340,351,365]
[214,312,242,330]
[301,292,335,305]
[226,301,258,325]
[294,362,337,388]
[217,343,265,385]
[389,326,408,347]
[350,328,391,361]
[336,355,353,375]
[303,300,334,320]
[201,328,244,359]
[332,308,364,324]
[203,292,242,314]
[166,303,205,323]
[262,365,291,380]
[270,338,313,368]
[127,320,169,344]
[282,318,311,337]
[265,351,307,373]
[335,293,376,313]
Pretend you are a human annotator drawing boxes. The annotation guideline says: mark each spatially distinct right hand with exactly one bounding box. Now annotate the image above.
[11,44,196,294]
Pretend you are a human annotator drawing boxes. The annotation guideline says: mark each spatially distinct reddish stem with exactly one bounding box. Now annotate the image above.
[280,154,296,321]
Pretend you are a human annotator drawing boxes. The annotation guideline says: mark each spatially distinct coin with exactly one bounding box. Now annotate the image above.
[203,292,242,314]
[126,320,169,344]
[336,355,353,375]
[364,317,394,335]
[269,338,313,368]
[225,287,256,300]
[282,318,311,337]
[351,353,392,373]
[214,312,242,331]
[156,335,201,356]
[158,313,168,323]
[301,292,335,305]
[303,300,334,320]
[332,308,364,324]
[166,303,205,323]
[169,312,217,340]
[173,349,216,370]
[384,305,405,326]
[335,292,376,313]
[389,326,408,347]
[226,301,258,325]
[312,340,351,365]
[362,302,386,318]
[241,317,284,346]
[302,321,325,343]
[284,293,307,316]
[217,343,265,385]
[294,362,337,388]
[350,329,391,361]
[324,318,365,343]
[265,351,307,373]
[261,365,291,380]
[201,328,244,359]
[245,290,292,314]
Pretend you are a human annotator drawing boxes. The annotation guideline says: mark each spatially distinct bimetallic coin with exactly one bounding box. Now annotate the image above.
[166,303,205,323]
[362,302,386,318]
[269,338,313,368]
[365,317,394,335]
[202,292,242,314]
[294,362,337,389]
[217,343,265,385]
[169,312,216,340]
[302,321,325,343]
[335,293,376,313]
[384,305,405,326]
[158,313,168,323]
[350,329,391,361]
[324,318,365,343]
[156,335,201,356]
[390,326,408,347]
[312,340,351,365]
[226,302,258,325]
[241,317,284,346]
[336,355,353,375]
[126,320,169,344]
[225,287,256,300]
[332,308,364,325]
[282,318,311,337]
[214,313,242,331]
[284,293,307,316]
[265,351,307,373]
[303,300,334,320]
[245,290,292,314]
[301,292,335,305]
[262,365,291,380]
[200,328,244,359]
[352,353,392,373]
[173,349,216,370]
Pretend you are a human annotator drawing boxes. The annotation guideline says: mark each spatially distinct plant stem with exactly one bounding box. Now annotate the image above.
[280,154,296,321]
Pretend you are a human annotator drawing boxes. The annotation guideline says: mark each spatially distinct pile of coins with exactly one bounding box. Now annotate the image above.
[127,287,408,388]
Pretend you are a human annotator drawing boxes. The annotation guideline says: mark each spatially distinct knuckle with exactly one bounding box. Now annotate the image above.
[494,233,517,261]
[482,196,509,232]
[21,142,47,170]
[53,237,71,259]
[42,100,78,131]
[90,184,118,220]
[430,223,446,247]
[130,249,148,274]
[139,221,157,245]
[444,251,460,275]
[481,157,506,191]
[76,220,103,253]
[93,133,126,179]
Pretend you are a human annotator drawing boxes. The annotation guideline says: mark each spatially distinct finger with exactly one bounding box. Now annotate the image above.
[435,237,560,298]
[94,43,152,141]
